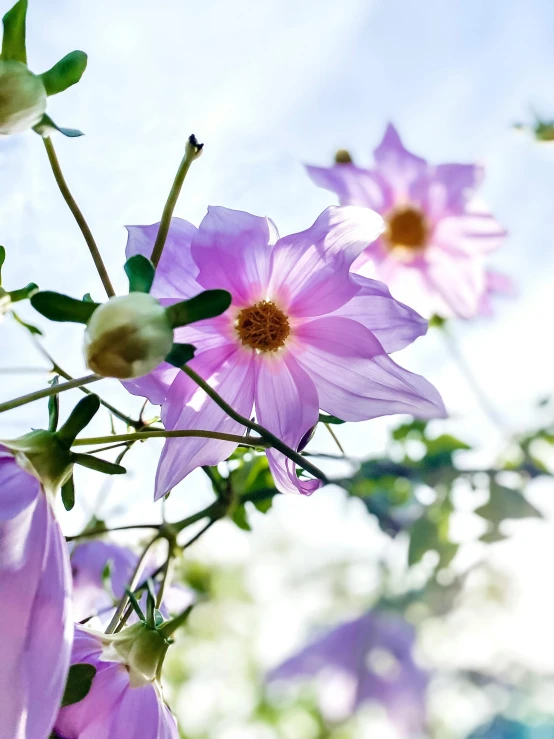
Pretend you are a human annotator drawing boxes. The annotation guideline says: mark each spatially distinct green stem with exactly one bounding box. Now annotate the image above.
[43,137,115,298]
[0,373,100,414]
[72,429,270,447]
[181,365,327,484]
[150,135,203,268]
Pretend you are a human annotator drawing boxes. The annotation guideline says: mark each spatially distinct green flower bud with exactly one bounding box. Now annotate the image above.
[0,60,46,135]
[84,293,174,380]
[1,429,73,497]
[98,623,170,687]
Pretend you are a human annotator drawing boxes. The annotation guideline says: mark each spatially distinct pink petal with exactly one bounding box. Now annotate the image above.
[125,219,201,300]
[255,354,320,495]
[329,273,428,353]
[432,213,507,256]
[191,206,278,307]
[373,124,428,198]
[305,163,392,211]
[295,317,446,421]
[268,205,384,318]
[155,344,255,498]
[425,251,486,319]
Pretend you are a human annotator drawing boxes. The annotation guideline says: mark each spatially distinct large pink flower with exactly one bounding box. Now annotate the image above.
[307,124,511,319]
[124,206,446,497]
[0,446,73,739]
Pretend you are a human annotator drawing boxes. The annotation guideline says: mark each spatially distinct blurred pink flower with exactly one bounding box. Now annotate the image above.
[307,124,509,319]
[268,611,428,736]
[124,206,446,498]
[0,446,72,739]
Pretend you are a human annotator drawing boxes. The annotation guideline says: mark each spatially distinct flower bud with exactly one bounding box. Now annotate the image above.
[0,60,47,135]
[84,293,174,379]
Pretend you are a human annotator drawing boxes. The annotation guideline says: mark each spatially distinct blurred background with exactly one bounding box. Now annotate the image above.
[2,0,554,736]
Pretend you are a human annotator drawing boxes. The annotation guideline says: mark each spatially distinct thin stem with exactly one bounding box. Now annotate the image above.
[66,523,161,542]
[72,430,271,447]
[324,422,345,455]
[182,365,328,484]
[156,549,174,609]
[441,327,508,432]
[43,137,115,298]
[150,135,203,268]
[181,519,216,550]
[0,373,100,414]
[105,534,160,634]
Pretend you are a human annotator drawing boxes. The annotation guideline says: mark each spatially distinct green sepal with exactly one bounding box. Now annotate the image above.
[56,395,100,447]
[318,413,345,425]
[82,292,94,302]
[61,663,96,707]
[165,289,231,328]
[31,290,99,324]
[11,310,42,335]
[48,376,60,432]
[126,587,146,622]
[8,281,38,302]
[428,314,447,330]
[1,0,27,63]
[72,453,126,476]
[61,474,75,511]
[33,113,83,138]
[0,245,5,281]
[165,343,196,368]
[39,50,87,96]
[124,254,155,294]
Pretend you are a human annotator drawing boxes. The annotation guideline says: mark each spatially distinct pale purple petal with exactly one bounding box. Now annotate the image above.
[268,205,384,317]
[425,250,486,319]
[305,163,392,211]
[155,344,255,498]
[0,452,72,739]
[254,354,320,495]
[426,163,484,217]
[432,212,507,256]
[329,273,428,353]
[373,123,428,197]
[191,206,278,307]
[125,219,201,300]
[479,271,516,317]
[122,361,181,406]
[108,683,178,739]
[295,317,446,420]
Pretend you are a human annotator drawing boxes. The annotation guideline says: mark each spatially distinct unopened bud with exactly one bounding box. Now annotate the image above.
[334,149,353,164]
[84,293,174,379]
[0,61,47,135]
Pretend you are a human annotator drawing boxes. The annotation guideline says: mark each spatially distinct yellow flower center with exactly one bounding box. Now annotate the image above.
[236,300,290,352]
[385,205,428,252]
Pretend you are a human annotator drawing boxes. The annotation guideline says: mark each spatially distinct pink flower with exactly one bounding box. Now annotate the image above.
[54,625,178,739]
[306,124,508,319]
[0,445,72,739]
[124,206,445,497]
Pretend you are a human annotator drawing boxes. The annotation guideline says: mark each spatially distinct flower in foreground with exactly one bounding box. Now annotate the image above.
[306,124,510,319]
[125,206,446,497]
[54,624,179,738]
[0,444,72,739]
[267,611,428,736]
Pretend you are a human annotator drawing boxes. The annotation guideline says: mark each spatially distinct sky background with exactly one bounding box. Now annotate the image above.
[1,0,554,734]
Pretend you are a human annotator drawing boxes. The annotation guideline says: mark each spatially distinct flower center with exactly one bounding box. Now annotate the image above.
[236,300,290,352]
[385,206,428,251]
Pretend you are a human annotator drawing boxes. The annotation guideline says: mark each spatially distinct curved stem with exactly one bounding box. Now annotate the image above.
[150,135,203,268]
[43,137,115,298]
[441,327,508,432]
[72,429,270,447]
[0,373,100,414]
[181,364,328,484]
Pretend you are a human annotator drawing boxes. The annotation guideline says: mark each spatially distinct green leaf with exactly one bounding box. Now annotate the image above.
[61,663,96,707]
[11,310,42,335]
[428,314,447,329]
[165,343,196,368]
[56,395,100,447]
[0,245,5,282]
[72,453,127,476]
[124,254,155,293]
[475,483,542,524]
[33,113,84,138]
[8,281,38,302]
[408,516,437,566]
[31,290,99,323]
[392,419,427,441]
[166,289,232,328]
[2,0,27,63]
[48,376,59,432]
[39,50,87,96]
[318,413,345,425]
[61,475,75,511]
[231,504,252,531]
